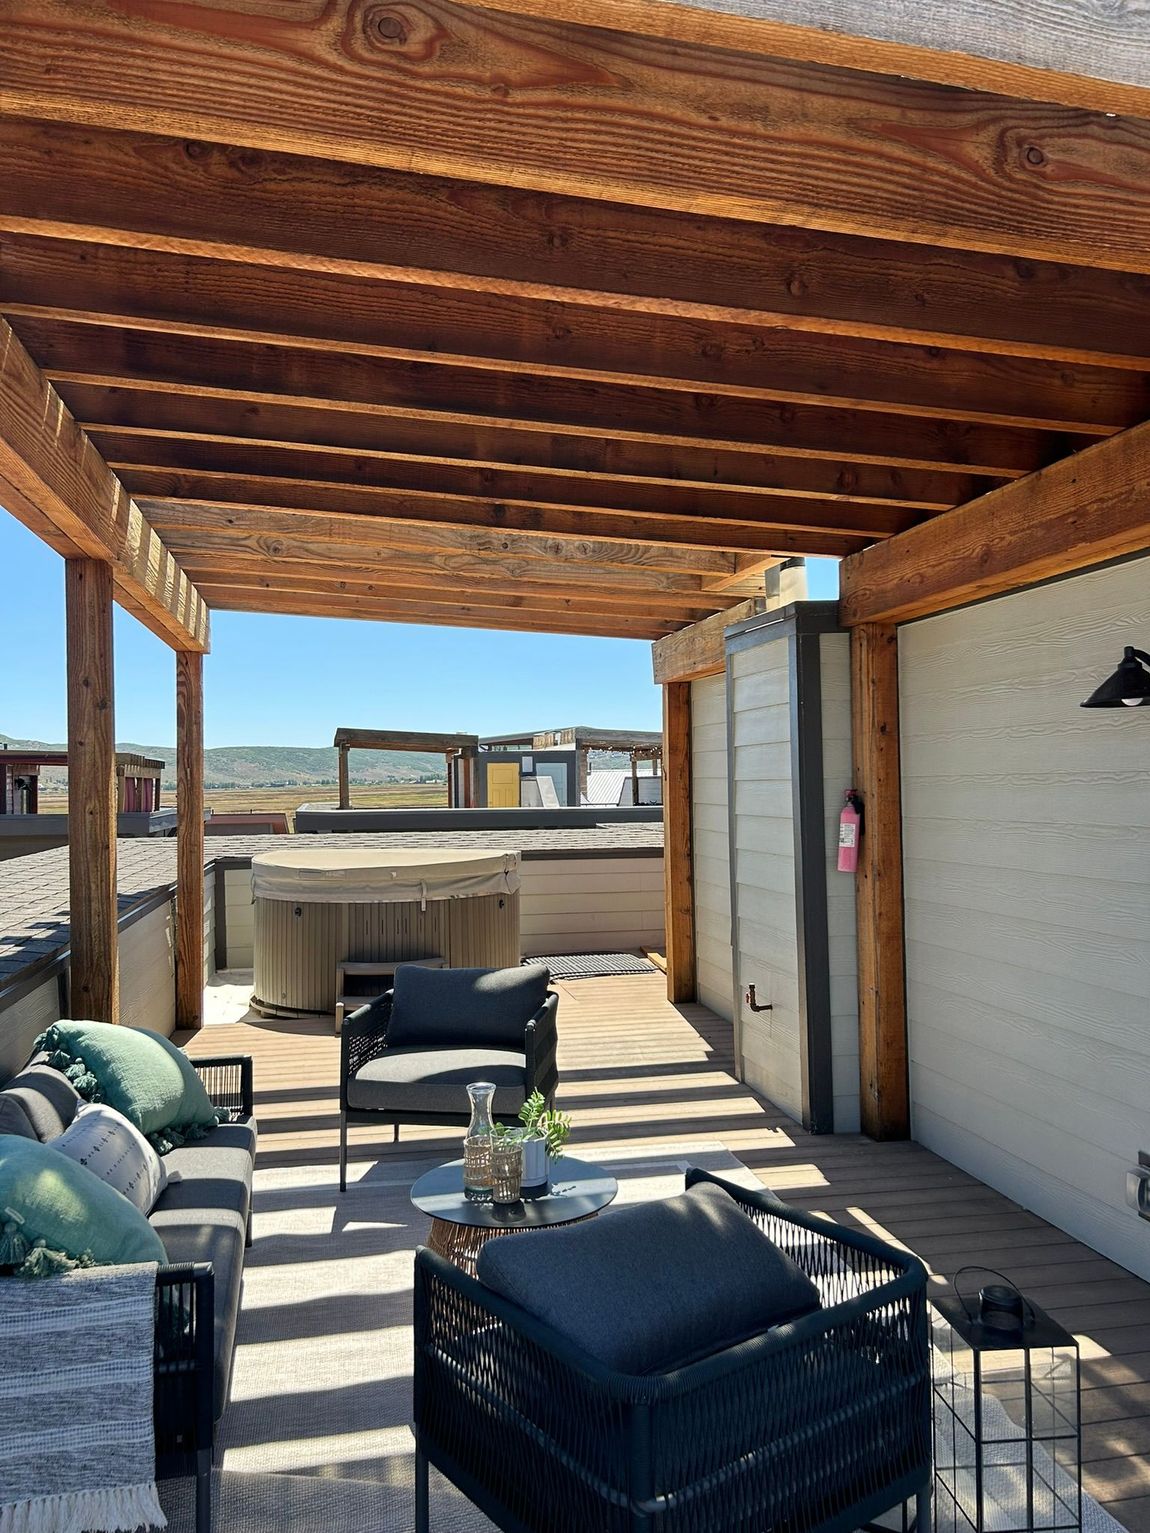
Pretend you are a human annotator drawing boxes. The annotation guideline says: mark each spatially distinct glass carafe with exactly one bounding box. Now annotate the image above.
[463,1081,497,1200]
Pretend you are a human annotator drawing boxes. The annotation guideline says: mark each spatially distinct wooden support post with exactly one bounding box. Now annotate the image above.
[176,649,205,1032]
[65,558,118,1022]
[851,623,910,1139]
[337,744,350,810]
[662,681,695,1004]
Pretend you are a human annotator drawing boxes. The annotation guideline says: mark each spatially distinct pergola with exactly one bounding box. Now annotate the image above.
[332,727,480,809]
[1,0,1148,1136]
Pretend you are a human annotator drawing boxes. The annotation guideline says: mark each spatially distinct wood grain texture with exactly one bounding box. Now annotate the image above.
[3,244,1145,430]
[21,317,1062,476]
[0,318,207,650]
[7,124,1150,369]
[851,622,908,1141]
[65,558,119,1024]
[337,745,350,811]
[175,650,205,1032]
[662,681,696,1002]
[840,421,1150,626]
[69,391,986,509]
[6,1,1150,268]
[652,599,763,683]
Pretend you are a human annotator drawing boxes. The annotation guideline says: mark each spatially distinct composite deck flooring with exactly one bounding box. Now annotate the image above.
[184,973,1150,1529]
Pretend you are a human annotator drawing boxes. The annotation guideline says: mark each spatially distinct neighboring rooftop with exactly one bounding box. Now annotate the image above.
[479,726,662,754]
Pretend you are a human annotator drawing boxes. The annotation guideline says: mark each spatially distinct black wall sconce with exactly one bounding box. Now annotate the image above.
[1081,647,1150,708]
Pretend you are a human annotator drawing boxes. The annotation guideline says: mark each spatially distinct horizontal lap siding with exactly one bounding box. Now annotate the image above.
[731,640,803,1122]
[517,856,665,956]
[900,556,1150,1280]
[119,900,176,1037]
[691,673,733,1021]
[0,976,60,1081]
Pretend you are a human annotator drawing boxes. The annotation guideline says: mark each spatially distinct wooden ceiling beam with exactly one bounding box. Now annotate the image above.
[103,441,920,537]
[139,500,745,578]
[5,2,1150,269]
[65,389,992,509]
[19,322,1060,477]
[839,419,1150,626]
[120,466,905,545]
[198,585,673,640]
[652,600,765,683]
[3,124,1150,370]
[0,317,208,650]
[2,245,1145,431]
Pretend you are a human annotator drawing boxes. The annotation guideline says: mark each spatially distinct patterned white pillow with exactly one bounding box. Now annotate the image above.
[51,1102,168,1214]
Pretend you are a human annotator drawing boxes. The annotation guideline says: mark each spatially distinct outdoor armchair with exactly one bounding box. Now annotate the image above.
[413,1168,932,1533]
[338,963,559,1192]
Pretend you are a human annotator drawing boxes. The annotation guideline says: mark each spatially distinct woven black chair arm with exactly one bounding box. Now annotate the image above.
[153,1264,215,1450]
[190,1054,254,1117]
[686,1167,928,1282]
[524,991,558,1082]
[341,992,395,1085]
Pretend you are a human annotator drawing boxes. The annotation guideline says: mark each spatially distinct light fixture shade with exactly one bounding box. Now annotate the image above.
[1081,647,1150,708]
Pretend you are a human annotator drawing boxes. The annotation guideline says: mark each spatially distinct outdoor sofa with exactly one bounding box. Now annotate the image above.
[339,963,559,1191]
[0,1050,256,1533]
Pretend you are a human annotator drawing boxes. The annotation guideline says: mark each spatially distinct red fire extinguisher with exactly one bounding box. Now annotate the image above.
[837,789,863,873]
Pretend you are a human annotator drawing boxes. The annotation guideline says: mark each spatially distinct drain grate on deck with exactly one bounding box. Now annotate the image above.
[527,952,658,980]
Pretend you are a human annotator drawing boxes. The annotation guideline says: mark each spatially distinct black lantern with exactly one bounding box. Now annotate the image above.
[1081,646,1150,707]
[932,1270,1081,1533]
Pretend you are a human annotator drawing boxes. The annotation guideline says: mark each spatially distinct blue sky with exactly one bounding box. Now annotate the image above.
[0,512,838,748]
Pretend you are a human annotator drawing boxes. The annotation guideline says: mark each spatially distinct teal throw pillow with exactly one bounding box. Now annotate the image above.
[35,1021,222,1152]
[0,1135,167,1273]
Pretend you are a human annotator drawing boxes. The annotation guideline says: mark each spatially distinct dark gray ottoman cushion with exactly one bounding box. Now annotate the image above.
[477,1180,821,1374]
[386,964,549,1048]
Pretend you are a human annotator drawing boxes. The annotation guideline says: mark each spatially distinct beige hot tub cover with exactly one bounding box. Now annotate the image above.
[250,847,520,905]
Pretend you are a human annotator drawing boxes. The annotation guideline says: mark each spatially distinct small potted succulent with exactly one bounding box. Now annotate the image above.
[517,1091,572,1195]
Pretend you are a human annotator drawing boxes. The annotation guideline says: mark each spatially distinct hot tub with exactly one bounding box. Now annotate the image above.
[250,847,521,1017]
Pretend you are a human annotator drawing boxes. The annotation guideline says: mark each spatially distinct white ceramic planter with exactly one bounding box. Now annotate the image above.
[521,1135,549,1191]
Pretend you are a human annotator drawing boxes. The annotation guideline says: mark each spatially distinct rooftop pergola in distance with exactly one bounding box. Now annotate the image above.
[1,0,1148,1119]
[332,729,480,810]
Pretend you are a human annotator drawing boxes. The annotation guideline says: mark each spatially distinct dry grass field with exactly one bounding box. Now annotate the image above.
[37,782,448,828]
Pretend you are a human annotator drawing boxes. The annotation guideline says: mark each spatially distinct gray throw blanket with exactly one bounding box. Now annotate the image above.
[0,1262,166,1533]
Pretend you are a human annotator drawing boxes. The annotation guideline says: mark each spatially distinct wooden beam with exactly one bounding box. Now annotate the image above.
[65,558,118,1023]
[5,2,1150,268]
[840,421,1150,626]
[661,681,695,1004]
[337,744,350,812]
[140,499,744,578]
[175,650,204,1032]
[4,252,1145,430]
[70,392,993,508]
[24,317,1060,476]
[851,623,909,1141]
[652,599,764,684]
[0,318,208,649]
[7,124,1150,372]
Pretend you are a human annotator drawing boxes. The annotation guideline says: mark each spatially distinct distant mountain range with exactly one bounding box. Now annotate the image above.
[0,734,446,789]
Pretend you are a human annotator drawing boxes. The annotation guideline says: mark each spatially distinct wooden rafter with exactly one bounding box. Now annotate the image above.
[5,1,1150,269]
[0,317,208,650]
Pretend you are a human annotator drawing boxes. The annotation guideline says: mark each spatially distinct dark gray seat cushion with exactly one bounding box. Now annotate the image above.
[154,1118,257,1229]
[477,1180,821,1375]
[155,1215,245,1421]
[386,964,550,1049]
[0,1063,82,1141]
[347,1046,527,1115]
[0,1094,36,1139]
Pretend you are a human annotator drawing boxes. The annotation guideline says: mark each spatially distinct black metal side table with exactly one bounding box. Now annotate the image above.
[410,1155,618,1276]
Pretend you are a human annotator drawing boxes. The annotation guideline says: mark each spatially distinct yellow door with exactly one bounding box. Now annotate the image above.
[487,762,521,809]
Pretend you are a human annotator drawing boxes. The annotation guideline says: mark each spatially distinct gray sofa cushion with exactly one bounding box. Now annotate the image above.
[386,964,550,1049]
[155,1215,245,1421]
[477,1180,821,1375]
[155,1119,257,1228]
[0,1094,36,1139]
[346,1046,526,1116]
[1,1063,82,1141]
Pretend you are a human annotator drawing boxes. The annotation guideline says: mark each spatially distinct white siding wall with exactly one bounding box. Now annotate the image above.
[221,856,665,967]
[119,902,176,1038]
[820,634,860,1132]
[730,638,804,1121]
[691,673,733,1022]
[0,977,61,1081]
[900,556,1150,1279]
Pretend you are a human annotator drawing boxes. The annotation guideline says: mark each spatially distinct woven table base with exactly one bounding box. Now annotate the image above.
[428,1212,597,1277]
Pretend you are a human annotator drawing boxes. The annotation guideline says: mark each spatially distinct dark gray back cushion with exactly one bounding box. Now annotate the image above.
[0,1094,36,1140]
[387,964,550,1048]
[1,1063,82,1141]
[477,1180,820,1375]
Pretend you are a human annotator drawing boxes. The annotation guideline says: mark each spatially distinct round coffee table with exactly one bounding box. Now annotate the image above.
[410,1155,618,1275]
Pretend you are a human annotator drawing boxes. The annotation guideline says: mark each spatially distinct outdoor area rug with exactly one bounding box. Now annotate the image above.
[527,951,658,979]
[157,1145,1131,1533]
